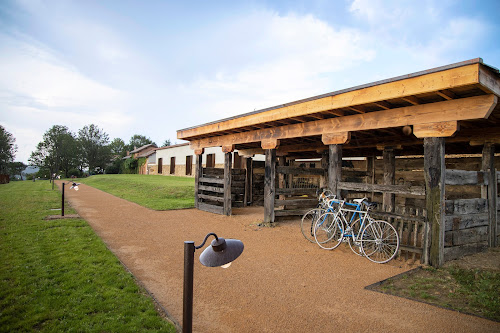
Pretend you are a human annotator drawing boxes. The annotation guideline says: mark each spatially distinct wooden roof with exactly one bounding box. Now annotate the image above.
[177,58,500,157]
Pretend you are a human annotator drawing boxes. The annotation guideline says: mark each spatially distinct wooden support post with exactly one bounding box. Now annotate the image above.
[194,152,203,209]
[328,144,342,198]
[383,148,395,212]
[278,156,286,209]
[424,137,445,267]
[320,151,329,189]
[482,143,498,247]
[244,157,253,206]
[366,156,375,201]
[264,149,276,223]
[223,152,232,216]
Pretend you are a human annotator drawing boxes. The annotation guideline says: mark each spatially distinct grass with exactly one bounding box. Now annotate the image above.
[0,181,176,332]
[77,174,195,210]
[375,265,500,322]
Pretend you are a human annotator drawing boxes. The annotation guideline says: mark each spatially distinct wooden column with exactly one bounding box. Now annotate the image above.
[383,148,395,212]
[278,156,286,208]
[482,143,498,247]
[366,156,375,201]
[423,137,445,267]
[320,151,329,189]
[328,144,342,198]
[194,150,203,209]
[223,151,232,216]
[264,149,276,223]
[244,157,253,206]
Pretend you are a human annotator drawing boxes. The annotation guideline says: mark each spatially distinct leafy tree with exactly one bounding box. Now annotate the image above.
[128,135,156,151]
[162,139,171,147]
[9,161,26,179]
[109,138,127,158]
[0,125,17,174]
[29,125,76,177]
[78,124,111,174]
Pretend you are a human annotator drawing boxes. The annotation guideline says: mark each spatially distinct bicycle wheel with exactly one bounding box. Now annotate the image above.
[314,212,344,250]
[347,219,363,256]
[301,207,325,242]
[361,220,399,264]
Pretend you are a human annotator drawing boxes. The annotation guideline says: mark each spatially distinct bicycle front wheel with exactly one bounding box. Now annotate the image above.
[301,207,325,243]
[314,212,344,250]
[361,220,399,264]
[347,219,363,256]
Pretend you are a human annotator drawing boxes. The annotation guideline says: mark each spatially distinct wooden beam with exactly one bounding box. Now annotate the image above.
[383,148,395,212]
[413,121,459,138]
[261,139,279,150]
[424,137,445,267]
[222,145,234,153]
[402,96,421,105]
[479,64,500,97]
[190,94,497,149]
[244,157,253,206]
[373,101,392,110]
[178,64,484,140]
[264,149,276,223]
[194,148,204,155]
[322,132,351,145]
[348,106,365,114]
[436,89,457,100]
[481,143,498,247]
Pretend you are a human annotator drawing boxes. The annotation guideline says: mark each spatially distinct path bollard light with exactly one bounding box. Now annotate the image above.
[183,233,244,333]
[61,182,81,216]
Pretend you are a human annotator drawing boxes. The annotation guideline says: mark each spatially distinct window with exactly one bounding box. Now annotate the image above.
[233,152,242,169]
[206,153,215,168]
[170,157,175,174]
[158,158,163,174]
[186,155,193,175]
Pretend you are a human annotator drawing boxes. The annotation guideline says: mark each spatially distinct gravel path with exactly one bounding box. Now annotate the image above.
[59,182,499,332]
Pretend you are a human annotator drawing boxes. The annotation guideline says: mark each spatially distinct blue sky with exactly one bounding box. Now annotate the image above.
[1,0,499,163]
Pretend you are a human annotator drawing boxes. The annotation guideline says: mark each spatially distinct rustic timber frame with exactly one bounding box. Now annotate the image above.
[179,58,500,266]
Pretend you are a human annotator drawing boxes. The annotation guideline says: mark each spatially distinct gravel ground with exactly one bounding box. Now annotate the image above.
[59,182,500,332]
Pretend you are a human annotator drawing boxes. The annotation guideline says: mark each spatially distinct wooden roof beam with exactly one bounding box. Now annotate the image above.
[402,96,421,105]
[436,89,457,100]
[373,100,392,110]
[190,94,497,149]
[348,106,365,114]
[178,63,485,140]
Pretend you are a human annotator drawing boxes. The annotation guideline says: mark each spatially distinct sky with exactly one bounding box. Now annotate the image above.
[1,0,499,164]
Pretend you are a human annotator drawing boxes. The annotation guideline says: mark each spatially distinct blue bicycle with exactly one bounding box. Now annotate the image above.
[313,198,399,264]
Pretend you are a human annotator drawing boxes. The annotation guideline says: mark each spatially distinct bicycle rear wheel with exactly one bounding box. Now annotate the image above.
[347,219,363,256]
[301,208,325,242]
[314,212,344,250]
[361,220,399,264]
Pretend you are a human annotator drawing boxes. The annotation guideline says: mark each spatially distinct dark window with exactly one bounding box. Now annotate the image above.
[170,157,175,174]
[206,153,215,168]
[233,152,242,169]
[158,158,163,174]
[186,155,193,175]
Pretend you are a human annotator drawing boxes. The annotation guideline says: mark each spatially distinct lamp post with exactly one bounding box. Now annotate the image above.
[61,182,80,217]
[183,233,244,333]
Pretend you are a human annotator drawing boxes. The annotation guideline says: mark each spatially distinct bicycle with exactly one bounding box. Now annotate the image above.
[313,198,399,264]
[300,189,337,243]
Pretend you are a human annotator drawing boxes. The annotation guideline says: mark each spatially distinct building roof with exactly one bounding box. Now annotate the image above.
[130,144,157,154]
[155,142,190,151]
[177,58,500,157]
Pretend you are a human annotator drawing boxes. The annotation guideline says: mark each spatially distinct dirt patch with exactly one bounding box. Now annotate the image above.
[367,248,500,322]
[59,181,500,332]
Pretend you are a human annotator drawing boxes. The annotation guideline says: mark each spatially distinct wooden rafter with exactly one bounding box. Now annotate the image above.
[179,63,494,140]
[190,95,497,149]
[436,89,457,100]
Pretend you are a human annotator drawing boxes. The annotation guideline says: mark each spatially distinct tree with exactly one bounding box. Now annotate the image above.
[109,138,127,158]
[162,139,171,147]
[78,124,110,174]
[128,135,156,151]
[29,125,76,177]
[9,161,26,179]
[0,125,17,174]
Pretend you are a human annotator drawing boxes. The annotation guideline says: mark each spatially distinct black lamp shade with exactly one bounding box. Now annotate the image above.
[199,238,244,267]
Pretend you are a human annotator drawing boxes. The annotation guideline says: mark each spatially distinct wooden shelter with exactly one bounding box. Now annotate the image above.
[177,58,500,266]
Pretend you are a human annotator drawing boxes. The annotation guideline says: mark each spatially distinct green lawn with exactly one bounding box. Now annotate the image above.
[0,181,176,332]
[78,174,195,210]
